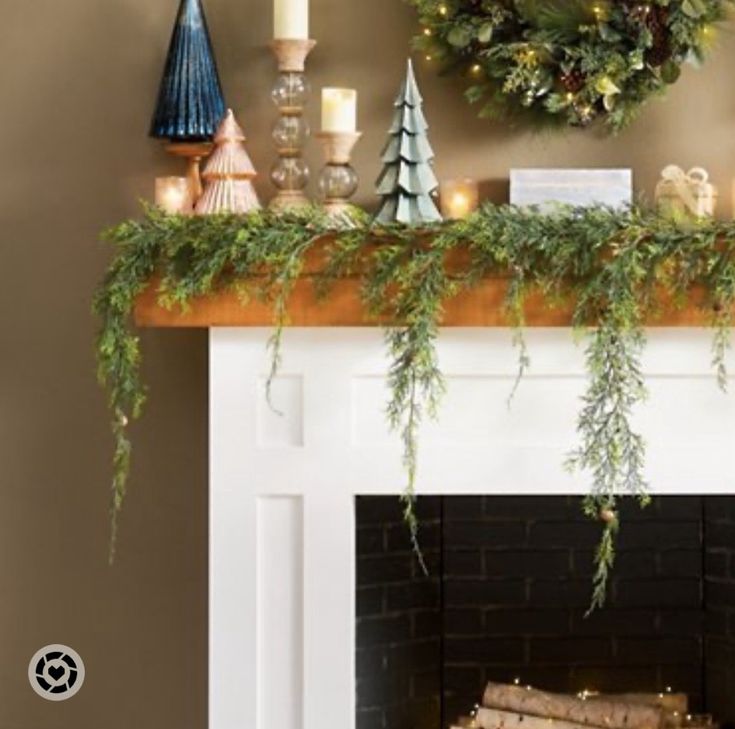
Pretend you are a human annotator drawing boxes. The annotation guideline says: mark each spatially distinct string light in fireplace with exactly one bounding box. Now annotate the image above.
[510,676,532,691]
[468,702,480,729]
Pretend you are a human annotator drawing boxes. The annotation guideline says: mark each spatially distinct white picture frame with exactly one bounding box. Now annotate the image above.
[510,168,633,210]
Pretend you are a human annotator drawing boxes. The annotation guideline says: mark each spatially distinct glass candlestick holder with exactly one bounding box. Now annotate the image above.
[316,131,362,221]
[269,38,316,210]
[164,142,213,202]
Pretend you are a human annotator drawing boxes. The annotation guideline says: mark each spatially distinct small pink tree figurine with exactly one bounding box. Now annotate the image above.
[196,109,261,215]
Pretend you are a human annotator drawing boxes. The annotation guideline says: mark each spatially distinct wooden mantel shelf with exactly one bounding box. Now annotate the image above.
[135,276,712,328]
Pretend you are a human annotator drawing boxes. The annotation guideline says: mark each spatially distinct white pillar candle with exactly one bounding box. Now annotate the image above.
[274,0,309,39]
[321,88,357,133]
[155,177,193,215]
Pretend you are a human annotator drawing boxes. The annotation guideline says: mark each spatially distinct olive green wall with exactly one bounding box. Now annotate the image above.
[1,0,734,727]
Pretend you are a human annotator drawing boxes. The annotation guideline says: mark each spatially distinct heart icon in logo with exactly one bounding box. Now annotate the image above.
[47,663,67,682]
[29,644,85,701]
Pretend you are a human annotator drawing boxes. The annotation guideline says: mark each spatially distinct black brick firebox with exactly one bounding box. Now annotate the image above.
[355,496,735,729]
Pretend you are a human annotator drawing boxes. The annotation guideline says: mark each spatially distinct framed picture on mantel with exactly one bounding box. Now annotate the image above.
[510,168,632,210]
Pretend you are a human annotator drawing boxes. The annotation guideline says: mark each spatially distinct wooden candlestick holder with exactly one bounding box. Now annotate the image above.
[165,141,213,202]
[270,38,316,73]
[269,39,317,211]
[316,131,362,218]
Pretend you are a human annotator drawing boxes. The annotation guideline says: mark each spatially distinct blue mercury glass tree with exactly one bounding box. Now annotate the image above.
[150,0,227,198]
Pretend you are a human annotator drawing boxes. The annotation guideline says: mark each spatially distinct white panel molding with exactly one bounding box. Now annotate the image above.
[256,497,303,729]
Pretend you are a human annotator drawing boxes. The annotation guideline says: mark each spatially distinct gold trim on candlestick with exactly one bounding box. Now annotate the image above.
[316,131,362,220]
[269,189,311,210]
[316,131,362,165]
[270,38,316,73]
[322,199,355,216]
[165,142,213,201]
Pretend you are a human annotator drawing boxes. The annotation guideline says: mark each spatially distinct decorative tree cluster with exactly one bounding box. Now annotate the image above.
[376,60,442,226]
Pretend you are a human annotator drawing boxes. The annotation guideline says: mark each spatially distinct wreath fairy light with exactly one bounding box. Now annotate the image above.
[410,0,731,131]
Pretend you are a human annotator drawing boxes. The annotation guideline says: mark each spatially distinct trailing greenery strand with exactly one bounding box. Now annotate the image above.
[363,232,458,573]
[569,321,649,612]
[95,203,735,610]
[93,216,162,562]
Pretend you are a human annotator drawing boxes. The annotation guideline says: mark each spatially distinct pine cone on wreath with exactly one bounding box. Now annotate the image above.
[645,6,672,66]
[646,35,671,65]
[560,69,585,93]
[647,4,670,31]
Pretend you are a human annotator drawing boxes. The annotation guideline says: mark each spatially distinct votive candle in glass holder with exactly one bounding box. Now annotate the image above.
[440,178,479,220]
[155,177,193,215]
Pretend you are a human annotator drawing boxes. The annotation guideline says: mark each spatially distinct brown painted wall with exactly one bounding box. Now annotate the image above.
[2,0,735,727]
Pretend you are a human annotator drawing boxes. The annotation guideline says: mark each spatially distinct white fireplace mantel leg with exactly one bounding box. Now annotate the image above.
[208,327,734,729]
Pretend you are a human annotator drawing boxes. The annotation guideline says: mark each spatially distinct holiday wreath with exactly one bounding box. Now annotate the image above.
[410,0,731,130]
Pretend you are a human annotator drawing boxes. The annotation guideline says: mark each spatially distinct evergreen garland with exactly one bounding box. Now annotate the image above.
[408,0,731,130]
[95,203,735,610]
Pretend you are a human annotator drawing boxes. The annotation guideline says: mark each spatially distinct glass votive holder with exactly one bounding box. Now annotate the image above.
[155,176,194,215]
[440,178,479,220]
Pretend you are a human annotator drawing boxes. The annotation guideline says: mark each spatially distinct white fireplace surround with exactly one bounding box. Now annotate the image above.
[208,327,734,729]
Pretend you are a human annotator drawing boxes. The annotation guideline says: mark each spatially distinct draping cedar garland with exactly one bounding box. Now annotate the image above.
[409,0,731,130]
[95,204,735,611]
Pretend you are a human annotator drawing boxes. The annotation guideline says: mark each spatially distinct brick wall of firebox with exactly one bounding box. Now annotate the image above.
[441,496,704,724]
[356,496,726,729]
[356,497,443,729]
[704,497,735,729]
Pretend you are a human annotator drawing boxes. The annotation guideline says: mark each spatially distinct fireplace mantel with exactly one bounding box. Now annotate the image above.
[133,238,713,328]
[134,276,712,328]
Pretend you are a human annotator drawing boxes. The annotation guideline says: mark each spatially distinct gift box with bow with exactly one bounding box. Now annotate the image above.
[655,165,717,219]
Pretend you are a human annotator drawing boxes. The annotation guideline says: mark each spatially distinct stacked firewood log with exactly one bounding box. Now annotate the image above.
[451,682,716,729]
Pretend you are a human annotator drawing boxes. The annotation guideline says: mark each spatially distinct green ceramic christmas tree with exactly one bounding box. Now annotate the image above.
[375,59,442,226]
